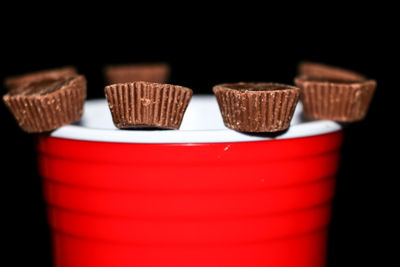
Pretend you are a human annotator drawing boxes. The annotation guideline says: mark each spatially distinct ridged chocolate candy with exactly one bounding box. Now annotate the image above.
[105,81,192,129]
[213,82,300,133]
[295,77,376,122]
[3,75,86,133]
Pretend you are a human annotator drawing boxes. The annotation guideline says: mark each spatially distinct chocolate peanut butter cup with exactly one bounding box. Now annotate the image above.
[105,81,193,129]
[213,82,300,133]
[298,61,366,82]
[3,75,87,133]
[294,77,376,122]
[104,63,170,85]
[4,66,78,91]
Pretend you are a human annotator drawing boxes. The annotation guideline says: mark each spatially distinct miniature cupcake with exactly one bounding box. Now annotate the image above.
[3,75,87,133]
[213,82,300,133]
[104,63,170,85]
[105,81,192,129]
[4,66,78,91]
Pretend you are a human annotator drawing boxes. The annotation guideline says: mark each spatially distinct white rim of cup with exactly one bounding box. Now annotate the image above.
[50,95,342,143]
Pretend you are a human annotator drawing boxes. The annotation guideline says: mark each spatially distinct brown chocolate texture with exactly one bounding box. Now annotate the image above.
[4,66,77,91]
[295,62,377,122]
[105,81,192,129]
[104,63,170,84]
[213,82,300,133]
[298,61,366,82]
[3,75,87,133]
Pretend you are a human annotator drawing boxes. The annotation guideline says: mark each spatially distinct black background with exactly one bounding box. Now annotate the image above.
[1,7,398,267]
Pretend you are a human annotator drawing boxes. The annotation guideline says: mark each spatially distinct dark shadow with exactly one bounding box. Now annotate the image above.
[238,128,289,138]
[71,119,174,131]
[338,121,354,129]
[299,113,314,123]
[71,120,83,126]
[119,126,173,131]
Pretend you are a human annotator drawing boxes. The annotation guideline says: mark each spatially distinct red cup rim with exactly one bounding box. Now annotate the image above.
[49,95,341,144]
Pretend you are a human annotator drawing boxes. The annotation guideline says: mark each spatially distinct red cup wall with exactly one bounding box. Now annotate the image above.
[37,130,343,267]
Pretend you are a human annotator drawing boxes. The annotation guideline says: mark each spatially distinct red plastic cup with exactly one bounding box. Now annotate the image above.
[36,96,343,267]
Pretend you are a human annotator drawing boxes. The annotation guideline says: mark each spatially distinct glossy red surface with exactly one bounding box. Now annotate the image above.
[37,131,343,267]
